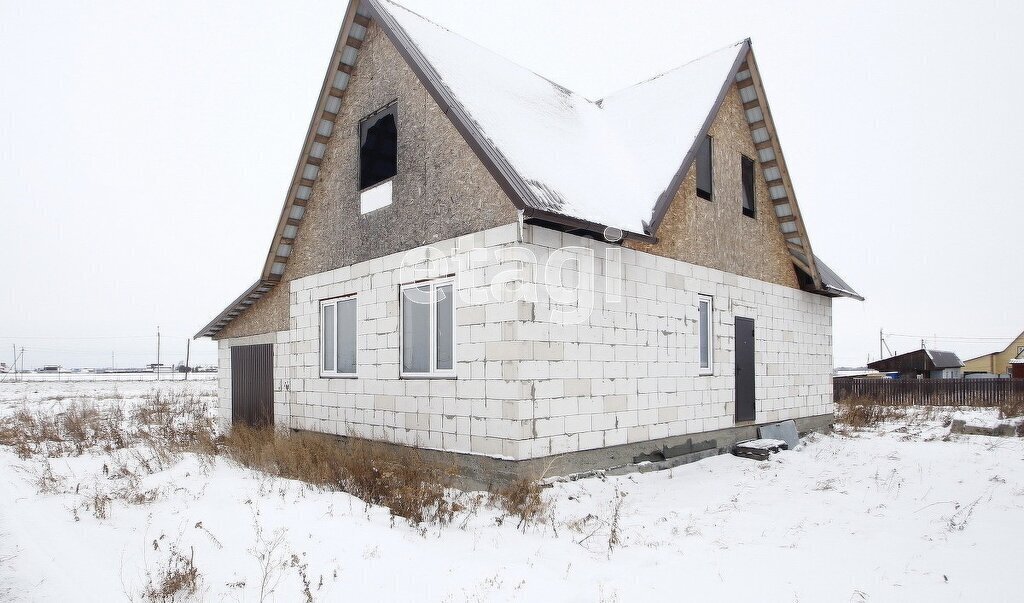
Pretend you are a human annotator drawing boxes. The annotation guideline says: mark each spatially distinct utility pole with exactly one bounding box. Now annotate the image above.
[11,344,15,382]
[879,329,883,361]
[19,347,24,381]
[156,325,161,381]
[184,338,191,381]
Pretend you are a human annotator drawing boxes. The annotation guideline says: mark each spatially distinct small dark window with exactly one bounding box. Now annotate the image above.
[359,104,397,190]
[696,136,712,200]
[741,155,756,217]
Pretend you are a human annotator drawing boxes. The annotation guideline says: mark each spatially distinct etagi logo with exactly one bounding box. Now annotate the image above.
[396,235,626,326]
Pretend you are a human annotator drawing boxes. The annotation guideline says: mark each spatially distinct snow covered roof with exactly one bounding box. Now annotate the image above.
[375,0,746,235]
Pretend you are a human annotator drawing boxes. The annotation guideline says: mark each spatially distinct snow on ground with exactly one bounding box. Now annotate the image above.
[1,380,1023,602]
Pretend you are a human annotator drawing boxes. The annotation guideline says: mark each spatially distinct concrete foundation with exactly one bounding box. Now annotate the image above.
[312,412,834,491]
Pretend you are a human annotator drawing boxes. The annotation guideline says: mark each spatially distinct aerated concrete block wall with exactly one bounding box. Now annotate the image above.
[256,223,832,461]
[514,225,833,459]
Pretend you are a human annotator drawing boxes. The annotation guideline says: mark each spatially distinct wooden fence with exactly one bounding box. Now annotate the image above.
[834,378,1024,407]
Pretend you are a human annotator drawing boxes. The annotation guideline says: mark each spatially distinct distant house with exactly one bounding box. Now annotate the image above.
[963,329,1024,377]
[868,349,964,379]
[196,0,860,481]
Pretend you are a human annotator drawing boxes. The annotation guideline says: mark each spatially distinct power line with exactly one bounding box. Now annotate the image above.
[884,333,1013,342]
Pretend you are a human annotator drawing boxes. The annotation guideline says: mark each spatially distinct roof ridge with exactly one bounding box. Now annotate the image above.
[376,0,591,103]
[597,38,750,103]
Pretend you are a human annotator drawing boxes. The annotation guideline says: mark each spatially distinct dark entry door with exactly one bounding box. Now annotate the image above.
[230,344,274,427]
[734,318,756,423]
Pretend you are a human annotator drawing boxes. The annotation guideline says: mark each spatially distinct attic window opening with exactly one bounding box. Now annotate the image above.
[359,103,397,191]
[696,136,713,201]
[741,155,755,218]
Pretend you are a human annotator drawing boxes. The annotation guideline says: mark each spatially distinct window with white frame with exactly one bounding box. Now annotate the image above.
[320,296,357,376]
[401,278,455,377]
[698,295,713,374]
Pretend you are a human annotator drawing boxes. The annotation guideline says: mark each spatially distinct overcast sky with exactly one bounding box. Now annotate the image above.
[2,0,1021,370]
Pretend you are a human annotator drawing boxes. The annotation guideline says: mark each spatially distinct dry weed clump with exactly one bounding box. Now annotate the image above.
[142,543,200,602]
[222,426,459,525]
[998,398,1024,421]
[489,477,549,530]
[835,400,908,429]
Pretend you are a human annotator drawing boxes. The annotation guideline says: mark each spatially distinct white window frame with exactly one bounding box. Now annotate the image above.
[698,295,714,375]
[399,277,456,379]
[319,295,358,378]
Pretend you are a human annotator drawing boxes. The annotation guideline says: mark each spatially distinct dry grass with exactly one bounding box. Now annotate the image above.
[998,398,1024,421]
[489,477,549,530]
[0,390,554,529]
[222,425,459,525]
[143,543,200,602]
[835,399,908,429]
[0,391,215,460]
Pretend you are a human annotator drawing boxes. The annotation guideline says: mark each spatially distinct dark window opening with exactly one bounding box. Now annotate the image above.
[359,104,397,190]
[741,155,756,217]
[696,136,713,200]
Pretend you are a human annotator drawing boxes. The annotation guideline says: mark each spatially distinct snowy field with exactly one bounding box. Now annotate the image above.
[1,380,1023,602]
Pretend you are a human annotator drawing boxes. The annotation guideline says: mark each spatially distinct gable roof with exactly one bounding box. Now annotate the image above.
[964,329,1024,363]
[377,0,746,236]
[868,349,964,372]
[197,0,860,338]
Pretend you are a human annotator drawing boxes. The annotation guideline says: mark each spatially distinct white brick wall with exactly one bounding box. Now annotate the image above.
[216,223,833,461]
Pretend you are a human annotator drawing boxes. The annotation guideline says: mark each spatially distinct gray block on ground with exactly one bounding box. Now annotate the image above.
[759,419,800,449]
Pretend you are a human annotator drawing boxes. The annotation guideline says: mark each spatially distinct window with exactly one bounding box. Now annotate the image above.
[696,135,713,200]
[698,295,713,374]
[401,278,456,377]
[741,155,756,217]
[321,296,357,376]
[359,103,397,190]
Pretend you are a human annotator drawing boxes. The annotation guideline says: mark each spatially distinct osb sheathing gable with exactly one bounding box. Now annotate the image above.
[216,22,518,340]
[628,83,799,290]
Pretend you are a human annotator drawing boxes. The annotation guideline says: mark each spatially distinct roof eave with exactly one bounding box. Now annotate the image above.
[820,284,865,301]
[522,208,657,244]
[194,279,269,339]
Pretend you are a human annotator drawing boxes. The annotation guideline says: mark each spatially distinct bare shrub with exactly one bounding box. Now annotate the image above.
[222,426,458,525]
[250,522,289,603]
[998,398,1024,421]
[836,400,907,429]
[143,543,200,602]
[489,477,548,530]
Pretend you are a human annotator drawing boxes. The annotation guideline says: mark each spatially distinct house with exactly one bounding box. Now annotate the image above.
[867,349,964,379]
[196,0,861,484]
[963,329,1024,377]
